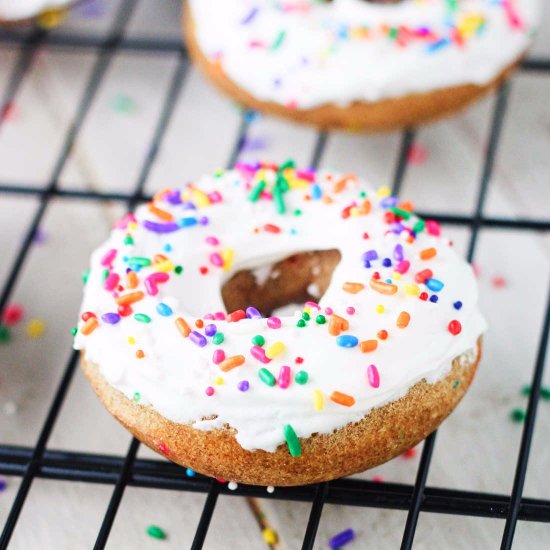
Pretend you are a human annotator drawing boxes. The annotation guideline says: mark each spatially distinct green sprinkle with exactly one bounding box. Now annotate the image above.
[82,269,90,285]
[295,370,308,385]
[133,392,141,403]
[453,380,460,389]
[124,235,134,245]
[446,0,458,12]
[252,334,265,346]
[315,314,326,324]
[293,209,302,216]
[259,367,276,387]
[71,326,78,337]
[174,265,183,275]
[302,312,310,321]
[146,525,167,540]
[283,424,301,457]
[359,191,367,198]
[541,387,550,401]
[273,185,286,214]
[134,313,151,323]
[271,30,287,50]
[296,319,306,328]
[112,94,135,113]
[390,207,411,220]
[413,219,425,234]
[276,174,289,192]
[510,408,526,423]
[248,179,266,202]
[128,256,151,267]
[101,268,109,282]
[212,333,224,345]
[388,27,398,40]
[0,325,10,344]
[279,159,295,171]
[521,385,531,396]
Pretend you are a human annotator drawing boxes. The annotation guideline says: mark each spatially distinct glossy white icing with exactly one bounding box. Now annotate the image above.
[188,0,540,107]
[74,164,486,452]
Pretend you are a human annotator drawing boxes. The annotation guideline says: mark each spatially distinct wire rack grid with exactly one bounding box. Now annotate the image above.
[0,1,550,549]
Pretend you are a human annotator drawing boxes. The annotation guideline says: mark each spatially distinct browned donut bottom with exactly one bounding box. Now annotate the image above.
[182,2,522,132]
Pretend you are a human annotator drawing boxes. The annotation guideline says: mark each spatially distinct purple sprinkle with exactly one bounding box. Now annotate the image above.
[33,227,47,244]
[390,222,406,234]
[362,250,378,262]
[143,220,179,233]
[329,528,355,549]
[394,244,404,261]
[363,260,372,269]
[198,216,209,226]
[0,478,6,492]
[380,196,398,208]
[183,201,197,210]
[238,380,250,392]
[190,331,207,347]
[246,306,262,319]
[164,190,182,205]
[204,324,217,337]
[101,312,121,325]
[382,258,392,267]
[429,295,439,303]
[240,6,258,25]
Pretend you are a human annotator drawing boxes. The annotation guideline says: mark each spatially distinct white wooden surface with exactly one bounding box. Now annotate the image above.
[1,1,550,548]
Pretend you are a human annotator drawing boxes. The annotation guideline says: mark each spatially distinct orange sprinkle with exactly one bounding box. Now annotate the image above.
[330,391,356,407]
[332,174,356,194]
[219,355,245,372]
[195,319,204,328]
[322,195,334,204]
[80,317,98,335]
[116,291,144,306]
[398,200,414,212]
[175,317,191,337]
[329,314,349,336]
[148,203,174,221]
[153,187,173,203]
[369,279,398,295]
[126,271,138,290]
[396,311,411,328]
[343,282,365,294]
[378,329,388,340]
[360,339,378,353]
[154,254,168,264]
[420,247,437,260]
[136,350,145,359]
[359,199,371,214]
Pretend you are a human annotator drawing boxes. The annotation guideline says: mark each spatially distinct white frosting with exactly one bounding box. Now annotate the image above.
[0,0,72,20]
[74,164,486,452]
[188,0,540,107]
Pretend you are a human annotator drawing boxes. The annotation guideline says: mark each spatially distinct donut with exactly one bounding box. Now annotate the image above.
[0,0,73,25]
[183,0,540,131]
[74,162,486,486]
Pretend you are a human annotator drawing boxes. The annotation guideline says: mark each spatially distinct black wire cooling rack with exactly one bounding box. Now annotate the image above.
[1,1,550,549]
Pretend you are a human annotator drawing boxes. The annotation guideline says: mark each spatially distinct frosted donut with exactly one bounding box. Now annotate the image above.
[74,162,486,486]
[0,0,73,24]
[184,0,540,131]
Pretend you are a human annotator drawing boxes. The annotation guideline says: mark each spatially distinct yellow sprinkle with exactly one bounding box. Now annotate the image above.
[403,282,421,296]
[304,306,311,314]
[376,186,391,199]
[262,528,278,545]
[376,304,385,314]
[222,248,235,271]
[349,207,361,216]
[192,188,211,208]
[128,336,136,345]
[215,377,224,385]
[154,260,174,273]
[26,319,45,338]
[393,272,401,280]
[127,222,138,231]
[265,341,286,359]
[313,390,324,411]
[37,7,67,29]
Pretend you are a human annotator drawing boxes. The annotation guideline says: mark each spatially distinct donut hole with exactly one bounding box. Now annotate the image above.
[221,249,341,317]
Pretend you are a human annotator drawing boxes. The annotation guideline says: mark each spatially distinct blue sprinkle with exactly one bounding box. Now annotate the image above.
[453,301,463,310]
[186,468,196,477]
[363,260,372,269]
[179,217,198,228]
[426,38,450,53]
[382,258,392,267]
[164,243,172,252]
[311,184,322,200]
[290,228,297,235]
[380,196,398,208]
[329,528,355,549]
[429,295,439,303]
[0,478,6,492]
[336,335,359,348]
[426,278,444,292]
[246,306,262,319]
[156,303,173,317]
[101,312,121,324]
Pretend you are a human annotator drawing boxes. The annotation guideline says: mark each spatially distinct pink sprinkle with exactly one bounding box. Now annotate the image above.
[103,272,120,291]
[402,447,417,459]
[491,275,507,289]
[205,236,220,246]
[367,364,380,388]
[251,345,271,364]
[324,307,333,316]
[304,301,320,310]
[203,313,215,320]
[213,349,226,365]
[346,307,355,315]
[208,191,223,203]
[425,220,441,236]
[267,316,281,329]
[395,260,410,274]
[278,366,291,389]
[205,386,215,396]
[210,252,224,267]
[100,248,117,266]
[214,311,226,320]
[2,304,24,326]
[372,476,384,483]
[158,442,170,455]
[407,143,428,165]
